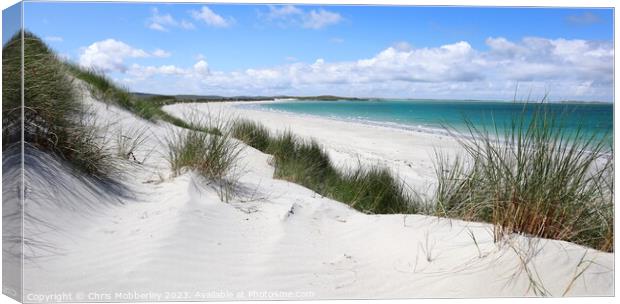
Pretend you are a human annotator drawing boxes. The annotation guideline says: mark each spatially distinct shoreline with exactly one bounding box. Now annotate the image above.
[165,100,613,196]
[164,101,464,197]
[236,101,459,138]
[233,100,613,158]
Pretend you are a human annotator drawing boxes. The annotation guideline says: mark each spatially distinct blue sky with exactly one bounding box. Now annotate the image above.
[18,2,615,101]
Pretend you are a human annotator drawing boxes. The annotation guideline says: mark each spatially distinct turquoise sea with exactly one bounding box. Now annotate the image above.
[252,99,613,144]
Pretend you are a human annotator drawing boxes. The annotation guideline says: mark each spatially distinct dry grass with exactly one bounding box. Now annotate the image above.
[115,126,151,163]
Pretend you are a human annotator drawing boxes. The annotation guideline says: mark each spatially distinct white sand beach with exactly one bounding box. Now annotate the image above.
[12,86,614,301]
[165,101,464,198]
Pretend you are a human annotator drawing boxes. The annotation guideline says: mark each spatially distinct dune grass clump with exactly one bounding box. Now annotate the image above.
[165,130,241,179]
[232,119,416,214]
[65,64,118,99]
[433,105,613,251]
[231,119,271,151]
[115,126,150,162]
[336,165,414,214]
[267,130,297,162]
[268,131,415,214]
[269,133,337,190]
[2,35,22,149]
[165,118,243,202]
[2,31,115,177]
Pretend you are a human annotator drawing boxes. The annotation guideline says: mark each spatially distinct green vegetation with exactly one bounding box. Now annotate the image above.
[7,31,612,252]
[232,119,416,214]
[164,118,242,202]
[2,31,115,177]
[268,132,338,192]
[232,112,613,251]
[65,63,221,135]
[66,63,162,121]
[4,31,227,176]
[337,165,414,214]
[2,33,21,149]
[432,106,613,252]
[231,119,271,151]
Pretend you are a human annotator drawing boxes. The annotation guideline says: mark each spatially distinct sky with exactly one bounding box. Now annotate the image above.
[16,2,615,101]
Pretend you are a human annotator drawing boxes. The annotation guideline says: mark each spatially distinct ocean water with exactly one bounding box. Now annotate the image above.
[253,99,613,144]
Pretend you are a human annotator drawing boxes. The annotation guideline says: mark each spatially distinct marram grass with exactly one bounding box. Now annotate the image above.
[3,31,116,178]
[66,62,221,135]
[232,119,417,214]
[433,105,613,252]
[164,117,243,202]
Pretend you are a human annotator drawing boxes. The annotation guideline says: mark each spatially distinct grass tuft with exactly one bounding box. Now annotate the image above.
[336,165,413,214]
[432,104,613,252]
[115,126,150,162]
[231,119,271,151]
[164,117,243,202]
[232,119,416,214]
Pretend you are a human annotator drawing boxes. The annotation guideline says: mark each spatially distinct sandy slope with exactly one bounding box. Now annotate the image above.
[16,90,613,301]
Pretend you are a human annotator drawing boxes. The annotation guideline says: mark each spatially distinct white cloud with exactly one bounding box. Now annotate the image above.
[111,37,612,101]
[180,20,196,30]
[148,22,167,32]
[566,12,602,25]
[152,49,171,58]
[484,37,613,85]
[392,41,412,52]
[303,9,343,29]
[126,64,188,81]
[191,6,232,28]
[265,5,302,20]
[262,5,342,29]
[193,60,210,75]
[123,60,211,81]
[44,36,63,42]
[79,39,171,72]
[147,7,194,32]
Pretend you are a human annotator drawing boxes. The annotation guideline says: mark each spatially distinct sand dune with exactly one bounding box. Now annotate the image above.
[17,86,613,301]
